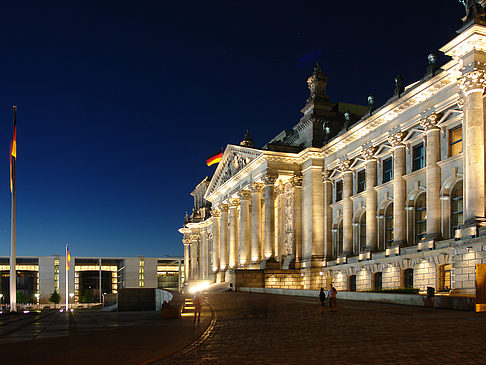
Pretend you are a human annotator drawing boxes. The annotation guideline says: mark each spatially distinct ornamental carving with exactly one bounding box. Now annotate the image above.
[290,174,303,187]
[458,69,486,94]
[284,182,294,256]
[322,169,332,181]
[263,174,278,186]
[387,131,407,147]
[239,189,252,200]
[229,197,240,207]
[338,159,353,172]
[275,182,285,196]
[211,209,221,218]
[420,114,440,132]
[361,146,377,160]
[220,203,229,212]
[307,63,328,102]
[219,152,252,185]
[251,182,265,193]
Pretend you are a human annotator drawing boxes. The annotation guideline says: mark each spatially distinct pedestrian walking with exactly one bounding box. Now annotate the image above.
[193,291,202,325]
[329,284,338,312]
[319,287,326,315]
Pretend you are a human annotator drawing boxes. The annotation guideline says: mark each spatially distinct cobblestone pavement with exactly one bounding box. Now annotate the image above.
[159,292,486,365]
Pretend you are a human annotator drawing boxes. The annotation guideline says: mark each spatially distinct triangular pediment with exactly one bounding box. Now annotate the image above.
[205,144,263,199]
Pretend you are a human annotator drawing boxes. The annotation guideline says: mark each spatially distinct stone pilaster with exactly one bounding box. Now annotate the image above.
[341,159,353,256]
[291,175,303,265]
[264,175,277,261]
[388,131,407,246]
[238,190,252,266]
[301,157,324,267]
[322,170,333,259]
[219,203,229,271]
[250,182,264,265]
[363,147,378,252]
[459,69,486,225]
[421,114,442,241]
[211,209,221,273]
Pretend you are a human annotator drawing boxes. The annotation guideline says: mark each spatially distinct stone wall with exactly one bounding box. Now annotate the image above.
[234,269,264,288]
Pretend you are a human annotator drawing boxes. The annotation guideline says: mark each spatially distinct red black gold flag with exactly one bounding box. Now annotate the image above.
[9,108,17,193]
[206,151,223,167]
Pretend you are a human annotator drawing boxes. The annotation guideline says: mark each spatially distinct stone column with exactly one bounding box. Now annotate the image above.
[388,131,407,246]
[302,157,324,267]
[200,228,207,279]
[421,114,442,240]
[363,147,378,252]
[219,203,229,271]
[211,209,221,273]
[183,238,190,282]
[238,190,251,266]
[275,182,285,261]
[341,160,353,256]
[459,70,486,224]
[251,182,264,265]
[190,234,199,280]
[323,170,333,259]
[264,175,277,260]
[228,197,240,269]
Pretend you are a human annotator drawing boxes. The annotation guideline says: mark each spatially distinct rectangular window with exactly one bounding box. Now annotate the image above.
[383,157,393,183]
[449,126,462,157]
[357,170,366,193]
[412,142,425,171]
[336,180,343,202]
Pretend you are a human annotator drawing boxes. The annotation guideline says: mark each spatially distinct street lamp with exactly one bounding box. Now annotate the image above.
[69,293,74,311]
[34,293,40,309]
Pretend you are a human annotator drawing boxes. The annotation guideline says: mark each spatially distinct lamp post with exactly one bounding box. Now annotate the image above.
[34,293,40,309]
[69,293,74,311]
[0,294,3,310]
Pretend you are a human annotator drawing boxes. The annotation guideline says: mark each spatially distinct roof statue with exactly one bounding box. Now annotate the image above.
[367,94,376,116]
[306,62,328,103]
[459,0,486,23]
[240,130,254,147]
[426,53,439,77]
[394,74,404,98]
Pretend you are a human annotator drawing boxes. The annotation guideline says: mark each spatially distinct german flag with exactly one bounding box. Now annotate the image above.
[9,107,17,194]
[67,245,71,271]
[206,151,223,167]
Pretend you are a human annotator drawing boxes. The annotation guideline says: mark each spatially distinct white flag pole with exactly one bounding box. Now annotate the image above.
[65,243,68,310]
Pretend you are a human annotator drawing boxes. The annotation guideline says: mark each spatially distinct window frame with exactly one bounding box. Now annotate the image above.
[451,181,463,234]
[335,180,343,202]
[357,169,366,193]
[412,142,425,171]
[382,157,393,183]
[384,202,394,248]
[449,125,462,157]
[415,193,427,243]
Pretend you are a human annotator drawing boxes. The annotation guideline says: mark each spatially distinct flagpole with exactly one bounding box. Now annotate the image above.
[66,243,68,311]
[9,106,17,312]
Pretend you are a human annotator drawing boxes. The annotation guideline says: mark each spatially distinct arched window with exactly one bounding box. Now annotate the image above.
[374,272,382,290]
[403,268,414,288]
[415,193,426,243]
[338,219,343,256]
[349,275,356,291]
[359,212,366,253]
[451,182,463,234]
[385,203,394,248]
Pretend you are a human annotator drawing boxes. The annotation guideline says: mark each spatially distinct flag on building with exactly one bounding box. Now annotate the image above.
[67,245,71,271]
[9,123,16,193]
[206,151,223,167]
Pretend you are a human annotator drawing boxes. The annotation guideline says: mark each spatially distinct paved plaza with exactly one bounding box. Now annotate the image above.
[1,293,486,364]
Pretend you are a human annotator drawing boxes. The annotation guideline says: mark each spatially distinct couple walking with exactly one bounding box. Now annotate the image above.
[319,284,337,314]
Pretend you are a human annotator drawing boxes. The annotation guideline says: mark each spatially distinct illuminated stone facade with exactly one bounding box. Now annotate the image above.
[180,20,486,301]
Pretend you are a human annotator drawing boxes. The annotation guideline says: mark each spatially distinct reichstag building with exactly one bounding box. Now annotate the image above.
[180,6,486,310]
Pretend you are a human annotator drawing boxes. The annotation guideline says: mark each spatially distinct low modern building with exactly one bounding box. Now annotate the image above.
[180,9,486,310]
[0,256,183,305]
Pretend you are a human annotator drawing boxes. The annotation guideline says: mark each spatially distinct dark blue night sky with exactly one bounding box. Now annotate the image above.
[0,1,465,257]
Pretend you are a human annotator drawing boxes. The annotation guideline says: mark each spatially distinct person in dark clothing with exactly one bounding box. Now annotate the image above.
[319,287,326,315]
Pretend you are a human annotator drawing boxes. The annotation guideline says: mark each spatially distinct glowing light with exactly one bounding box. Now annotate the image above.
[319,271,323,276]
[188,281,211,294]
[23,310,29,314]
